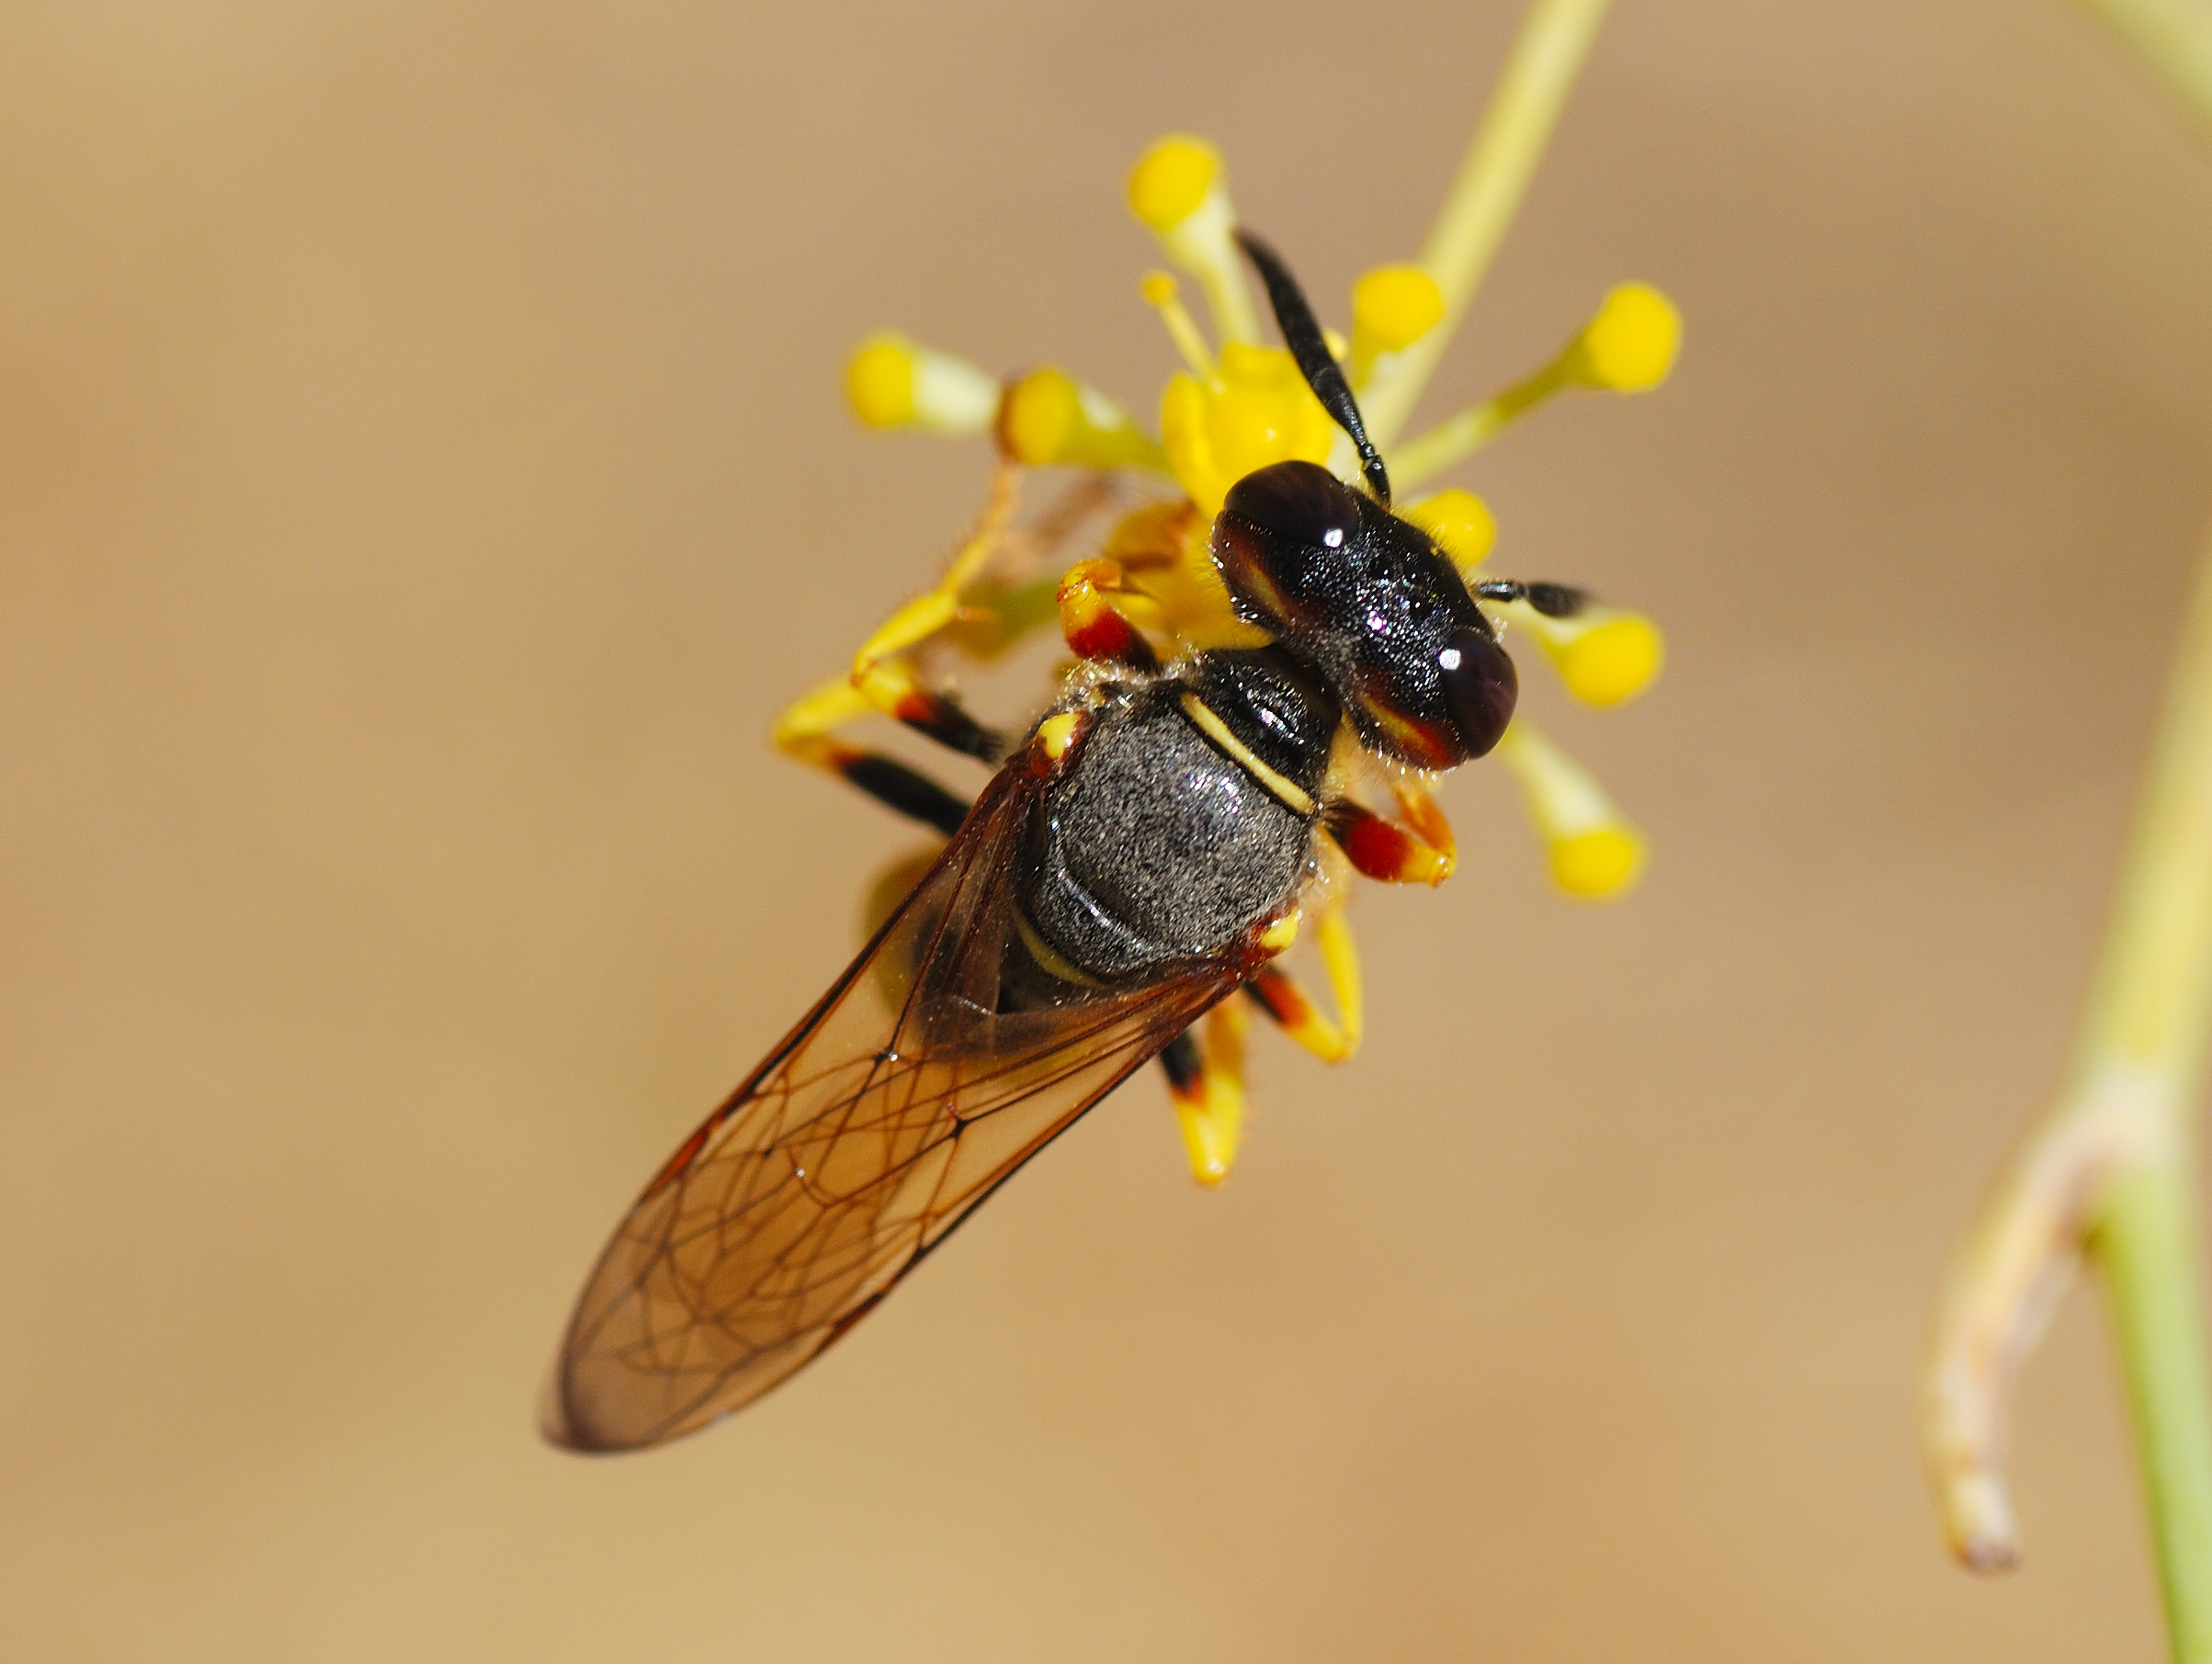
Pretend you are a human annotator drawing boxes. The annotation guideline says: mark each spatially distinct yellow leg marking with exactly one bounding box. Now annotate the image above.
[1316,904,1365,1058]
[771,676,874,775]
[852,458,1023,681]
[778,649,990,766]
[1036,709,1083,762]
[1393,784,1457,868]
[1171,1002,1250,1187]
[1058,557,1167,662]
[944,473,1129,661]
[771,461,1086,830]
[772,668,979,834]
[1326,787,1458,886]
[1248,900,1361,1064]
[848,656,944,727]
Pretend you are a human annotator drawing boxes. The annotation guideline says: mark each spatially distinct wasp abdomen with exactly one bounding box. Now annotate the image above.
[1017,654,1340,987]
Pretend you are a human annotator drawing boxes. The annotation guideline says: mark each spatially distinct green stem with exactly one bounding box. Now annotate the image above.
[2101,1159,2212,1661]
[2076,520,2212,1661]
[2059,10,2212,1654]
[2072,0,2212,134]
[1358,0,1611,449]
[1390,362,1570,491]
[1921,470,2212,1656]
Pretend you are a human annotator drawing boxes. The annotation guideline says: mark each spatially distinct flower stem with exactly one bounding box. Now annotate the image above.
[2071,0,2212,135]
[1923,518,2212,1657]
[2083,521,2212,1661]
[1925,13,2212,1651]
[1358,0,1611,450]
[2067,10,2212,1652]
[1390,362,1571,491]
[2101,1158,2212,1662]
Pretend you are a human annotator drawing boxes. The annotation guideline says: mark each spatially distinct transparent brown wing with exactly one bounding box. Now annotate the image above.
[543,764,1241,1453]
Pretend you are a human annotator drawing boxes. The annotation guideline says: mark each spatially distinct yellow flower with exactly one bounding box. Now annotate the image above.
[1160,345,1337,516]
[840,131,1677,900]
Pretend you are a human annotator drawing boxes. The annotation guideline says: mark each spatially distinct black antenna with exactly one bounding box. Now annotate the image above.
[1233,228,1390,507]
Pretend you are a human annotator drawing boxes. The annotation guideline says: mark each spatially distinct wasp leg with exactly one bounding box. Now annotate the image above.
[1243,901,1364,1064]
[1322,786,1458,886]
[770,462,1034,833]
[1057,557,1163,672]
[1161,1002,1250,1186]
[773,679,975,836]
[851,456,1025,681]
[850,657,1006,763]
[939,471,1133,662]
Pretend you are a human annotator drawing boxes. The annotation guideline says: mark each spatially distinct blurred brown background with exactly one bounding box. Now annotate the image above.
[5,0,2211,1657]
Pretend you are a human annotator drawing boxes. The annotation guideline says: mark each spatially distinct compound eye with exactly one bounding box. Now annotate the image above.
[1438,627,1517,758]
[1221,460,1361,553]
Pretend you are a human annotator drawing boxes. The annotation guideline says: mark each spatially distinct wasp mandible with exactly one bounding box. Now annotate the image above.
[544,232,1610,1454]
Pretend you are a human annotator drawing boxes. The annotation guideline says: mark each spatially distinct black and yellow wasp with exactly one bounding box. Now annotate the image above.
[544,232,1602,1454]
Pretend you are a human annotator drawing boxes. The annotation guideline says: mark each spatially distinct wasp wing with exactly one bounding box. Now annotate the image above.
[545,764,1240,1453]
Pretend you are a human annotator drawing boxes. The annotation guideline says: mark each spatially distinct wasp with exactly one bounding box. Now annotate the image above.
[544,232,1604,1453]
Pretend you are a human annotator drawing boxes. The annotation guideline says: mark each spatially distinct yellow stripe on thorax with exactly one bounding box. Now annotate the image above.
[1176,693,1317,817]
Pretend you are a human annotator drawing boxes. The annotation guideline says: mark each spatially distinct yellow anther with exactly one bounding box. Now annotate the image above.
[1349,265,1445,385]
[844,332,1001,436]
[845,336,913,427]
[1125,134,1259,345]
[1499,603,1664,706]
[1140,272,1214,379]
[997,368,1169,472]
[1390,282,1686,492]
[1128,136,1219,232]
[1550,828,1644,896]
[1160,343,1336,516]
[1400,489,1497,572]
[1037,709,1082,761]
[1207,345,1335,477]
[1258,910,1301,954]
[1558,614,1663,705]
[1353,266,1445,349]
[1493,719,1646,900]
[1568,283,1681,392]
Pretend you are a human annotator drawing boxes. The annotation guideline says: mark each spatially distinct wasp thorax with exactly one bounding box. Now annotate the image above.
[1211,458,1514,771]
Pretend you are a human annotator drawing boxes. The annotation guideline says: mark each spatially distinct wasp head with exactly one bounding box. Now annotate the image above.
[1211,458,1516,771]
